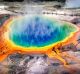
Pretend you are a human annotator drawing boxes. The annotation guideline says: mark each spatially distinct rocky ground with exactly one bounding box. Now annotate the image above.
[0,50,80,74]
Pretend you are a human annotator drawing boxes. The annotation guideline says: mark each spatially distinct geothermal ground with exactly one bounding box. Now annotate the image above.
[0,14,80,74]
[0,51,80,74]
[0,3,80,74]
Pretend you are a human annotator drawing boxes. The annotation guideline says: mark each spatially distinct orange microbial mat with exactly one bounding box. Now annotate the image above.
[0,15,79,65]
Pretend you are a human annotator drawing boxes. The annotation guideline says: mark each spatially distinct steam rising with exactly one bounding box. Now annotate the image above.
[65,0,80,8]
[20,5,43,14]
[9,15,77,47]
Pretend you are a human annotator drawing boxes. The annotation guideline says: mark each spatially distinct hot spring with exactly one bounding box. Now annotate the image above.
[8,15,77,47]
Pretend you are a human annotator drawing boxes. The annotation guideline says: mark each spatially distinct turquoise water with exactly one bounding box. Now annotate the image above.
[9,16,77,47]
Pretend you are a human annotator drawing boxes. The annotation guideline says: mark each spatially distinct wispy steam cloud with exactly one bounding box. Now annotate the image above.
[65,0,80,8]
